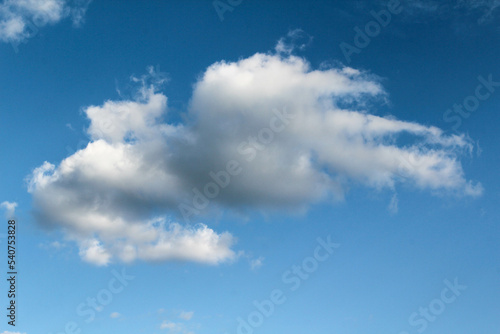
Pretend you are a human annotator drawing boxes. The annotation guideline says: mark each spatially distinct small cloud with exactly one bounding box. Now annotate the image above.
[51,241,63,249]
[78,238,112,266]
[179,311,194,321]
[250,256,264,270]
[0,0,92,45]
[110,312,121,318]
[70,0,92,27]
[39,240,68,251]
[51,241,66,249]
[1,201,17,218]
[66,123,75,131]
[275,29,313,55]
[160,316,198,334]
[480,208,486,217]
[160,320,179,330]
[38,240,72,259]
[476,140,483,157]
[388,193,398,214]
[1,331,26,334]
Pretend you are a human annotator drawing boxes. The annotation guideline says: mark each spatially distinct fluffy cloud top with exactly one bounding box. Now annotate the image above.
[0,0,91,43]
[28,44,482,266]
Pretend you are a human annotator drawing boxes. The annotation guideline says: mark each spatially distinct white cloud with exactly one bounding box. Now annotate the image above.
[1,201,17,218]
[250,256,264,270]
[0,0,91,44]
[388,193,398,214]
[28,39,482,266]
[275,28,312,55]
[1,331,26,334]
[110,312,121,318]
[78,238,112,266]
[179,311,194,321]
[159,320,195,334]
[161,321,179,330]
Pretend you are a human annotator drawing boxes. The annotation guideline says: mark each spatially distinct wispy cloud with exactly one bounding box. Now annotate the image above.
[275,28,313,55]
[39,240,67,250]
[250,256,264,270]
[458,0,500,23]
[397,0,500,24]
[161,320,194,333]
[110,312,121,319]
[388,193,398,214]
[179,311,194,321]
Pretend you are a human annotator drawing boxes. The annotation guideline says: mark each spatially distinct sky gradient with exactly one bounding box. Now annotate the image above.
[0,1,499,334]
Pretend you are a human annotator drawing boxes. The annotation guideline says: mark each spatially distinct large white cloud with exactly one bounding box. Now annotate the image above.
[28,43,482,266]
[0,0,91,43]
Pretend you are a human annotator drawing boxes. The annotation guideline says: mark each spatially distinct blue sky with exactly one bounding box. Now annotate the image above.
[0,1,499,333]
